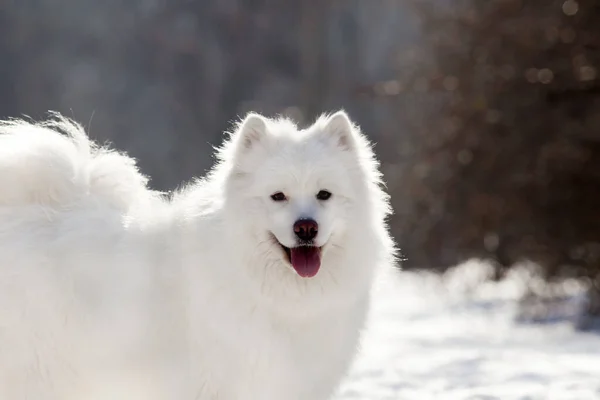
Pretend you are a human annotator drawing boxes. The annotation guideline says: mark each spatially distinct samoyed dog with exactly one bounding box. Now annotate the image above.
[0,110,394,399]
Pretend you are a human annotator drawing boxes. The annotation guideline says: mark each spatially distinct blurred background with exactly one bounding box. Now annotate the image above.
[0,0,599,322]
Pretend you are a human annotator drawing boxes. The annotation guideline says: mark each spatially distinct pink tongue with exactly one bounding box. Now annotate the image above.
[290,247,321,278]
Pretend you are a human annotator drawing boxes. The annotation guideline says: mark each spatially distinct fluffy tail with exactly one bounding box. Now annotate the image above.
[0,113,151,211]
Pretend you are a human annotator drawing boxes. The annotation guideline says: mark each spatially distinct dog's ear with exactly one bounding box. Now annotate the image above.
[321,111,357,152]
[235,113,268,153]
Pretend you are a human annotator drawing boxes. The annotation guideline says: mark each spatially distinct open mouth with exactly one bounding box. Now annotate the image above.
[278,241,323,278]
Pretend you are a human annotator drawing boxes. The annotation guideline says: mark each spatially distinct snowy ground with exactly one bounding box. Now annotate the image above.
[335,261,600,400]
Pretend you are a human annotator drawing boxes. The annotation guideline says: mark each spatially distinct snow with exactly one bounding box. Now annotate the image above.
[335,261,600,400]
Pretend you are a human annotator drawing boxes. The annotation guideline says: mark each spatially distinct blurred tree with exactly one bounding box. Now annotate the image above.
[392,0,600,314]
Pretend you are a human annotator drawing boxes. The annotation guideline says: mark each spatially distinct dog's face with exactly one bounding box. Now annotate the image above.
[222,111,375,278]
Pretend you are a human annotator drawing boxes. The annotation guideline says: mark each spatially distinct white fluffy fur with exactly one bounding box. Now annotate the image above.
[0,111,395,399]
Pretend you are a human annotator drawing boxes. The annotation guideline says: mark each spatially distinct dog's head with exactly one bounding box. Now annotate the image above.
[220,111,391,281]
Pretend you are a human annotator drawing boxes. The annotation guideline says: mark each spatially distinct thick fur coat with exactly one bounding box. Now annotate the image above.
[0,111,394,399]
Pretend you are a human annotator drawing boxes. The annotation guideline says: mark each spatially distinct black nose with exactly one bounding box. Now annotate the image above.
[294,219,318,242]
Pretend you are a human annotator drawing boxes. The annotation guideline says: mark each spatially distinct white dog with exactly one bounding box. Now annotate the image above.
[0,110,395,399]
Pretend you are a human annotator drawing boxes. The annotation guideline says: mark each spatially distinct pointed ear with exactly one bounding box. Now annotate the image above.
[235,112,268,153]
[320,111,356,151]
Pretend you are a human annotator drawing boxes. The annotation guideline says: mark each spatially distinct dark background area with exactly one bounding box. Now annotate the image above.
[0,0,598,315]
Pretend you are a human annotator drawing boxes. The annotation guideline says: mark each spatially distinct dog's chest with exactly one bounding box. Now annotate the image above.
[192,306,363,400]
[241,322,352,399]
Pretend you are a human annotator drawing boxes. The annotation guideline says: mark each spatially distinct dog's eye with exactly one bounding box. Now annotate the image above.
[270,192,287,202]
[316,190,332,201]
